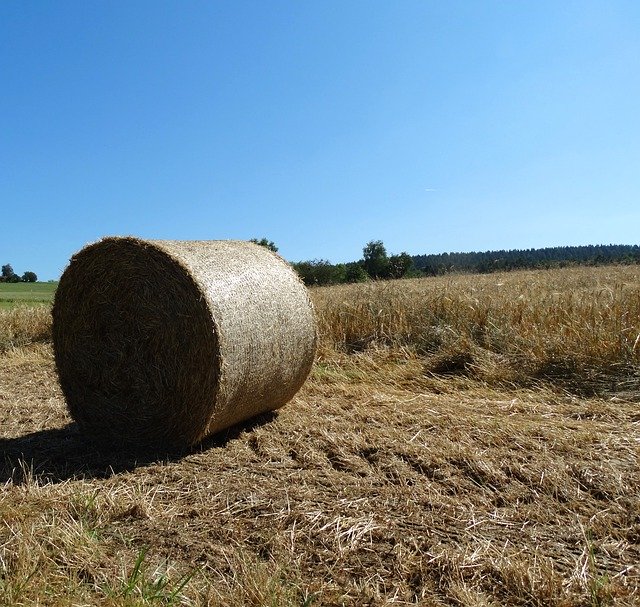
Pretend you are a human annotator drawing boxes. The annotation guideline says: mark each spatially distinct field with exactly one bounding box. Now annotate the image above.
[0,282,57,309]
[0,266,638,605]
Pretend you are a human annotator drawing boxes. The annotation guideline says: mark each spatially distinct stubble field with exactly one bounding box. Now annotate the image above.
[0,265,638,606]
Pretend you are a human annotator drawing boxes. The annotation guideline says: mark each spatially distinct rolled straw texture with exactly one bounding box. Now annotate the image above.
[52,237,317,450]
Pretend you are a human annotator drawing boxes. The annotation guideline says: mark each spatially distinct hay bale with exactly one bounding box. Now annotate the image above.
[52,237,317,451]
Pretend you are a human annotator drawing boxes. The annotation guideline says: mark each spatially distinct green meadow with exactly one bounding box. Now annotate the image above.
[0,282,57,309]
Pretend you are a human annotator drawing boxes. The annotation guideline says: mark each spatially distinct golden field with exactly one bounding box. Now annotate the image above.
[0,265,638,605]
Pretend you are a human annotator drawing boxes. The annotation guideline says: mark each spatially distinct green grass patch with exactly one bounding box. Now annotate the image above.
[0,282,57,308]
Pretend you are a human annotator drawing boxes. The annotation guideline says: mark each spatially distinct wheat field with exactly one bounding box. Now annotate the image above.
[315,265,640,362]
[0,265,638,605]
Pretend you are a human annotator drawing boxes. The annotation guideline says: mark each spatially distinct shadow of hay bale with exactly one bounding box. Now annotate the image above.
[0,412,278,485]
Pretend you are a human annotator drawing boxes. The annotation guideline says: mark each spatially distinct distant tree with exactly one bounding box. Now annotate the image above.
[2,264,16,281]
[307,260,334,285]
[291,261,313,286]
[250,238,278,253]
[345,261,369,283]
[22,271,37,283]
[362,240,389,279]
[388,252,413,279]
[292,259,344,286]
[412,244,640,276]
[6,273,20,283]
[332,263,347,284]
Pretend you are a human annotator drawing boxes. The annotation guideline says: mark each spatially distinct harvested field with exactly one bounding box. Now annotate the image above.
[0,265,639,605]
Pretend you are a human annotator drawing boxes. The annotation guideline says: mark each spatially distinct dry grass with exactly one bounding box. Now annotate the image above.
[0,305,51,352]
[313,265,640,396]
[0,265,638,605]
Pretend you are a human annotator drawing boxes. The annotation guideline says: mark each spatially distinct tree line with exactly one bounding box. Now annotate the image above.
[413,244,640,275]
[252,238,640,287]
[1,264,37,283]
[7,241,634,288]
[252,239,419,286]
[291,240,418,286]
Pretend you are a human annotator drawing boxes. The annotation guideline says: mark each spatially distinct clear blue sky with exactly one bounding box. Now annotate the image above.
[2,1,639,280]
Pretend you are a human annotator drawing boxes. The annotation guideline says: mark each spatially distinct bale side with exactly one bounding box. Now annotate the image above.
[149,239,318,435]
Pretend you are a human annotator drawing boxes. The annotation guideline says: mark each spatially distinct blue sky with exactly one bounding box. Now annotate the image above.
[2,1,639,280]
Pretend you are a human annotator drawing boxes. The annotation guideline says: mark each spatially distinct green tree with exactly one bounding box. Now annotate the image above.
[388,252,413,279]
[250,238,278,253]
[21,271,37,283]
[362,240,389,279]
[1,264,16,281]
[332,263,347,284]
[291,261,314,286]
[292,259,344,286]
[345,261,369,283]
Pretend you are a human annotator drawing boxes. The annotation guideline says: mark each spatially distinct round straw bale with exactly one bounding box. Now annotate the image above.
[52,237,317,451]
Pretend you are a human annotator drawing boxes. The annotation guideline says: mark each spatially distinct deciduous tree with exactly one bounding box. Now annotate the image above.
[388,252,413,279]
[1,264,16,281]
[362,240,389,279]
